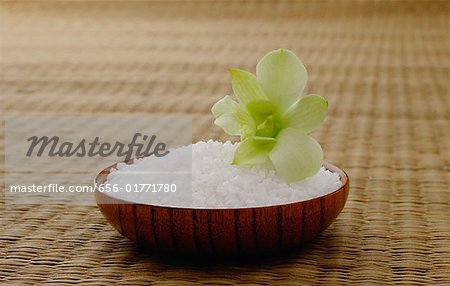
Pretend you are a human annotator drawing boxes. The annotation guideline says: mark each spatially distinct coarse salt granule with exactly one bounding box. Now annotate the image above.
[106,140,342,208]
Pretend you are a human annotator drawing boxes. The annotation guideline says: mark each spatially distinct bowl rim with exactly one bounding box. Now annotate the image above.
[95,160,349,211]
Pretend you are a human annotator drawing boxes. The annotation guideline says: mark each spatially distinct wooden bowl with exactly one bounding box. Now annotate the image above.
[95,162,349,257]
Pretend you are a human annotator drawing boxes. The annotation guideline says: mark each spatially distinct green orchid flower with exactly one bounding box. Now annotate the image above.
[211,49,328,182]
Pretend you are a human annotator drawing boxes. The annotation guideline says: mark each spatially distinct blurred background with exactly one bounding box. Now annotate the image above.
[1,0,449,285]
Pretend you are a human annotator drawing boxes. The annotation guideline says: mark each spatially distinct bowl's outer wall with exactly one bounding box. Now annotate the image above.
[95,163,349,256]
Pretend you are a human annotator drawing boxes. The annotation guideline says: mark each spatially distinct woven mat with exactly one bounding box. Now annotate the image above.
[1,1,449,285]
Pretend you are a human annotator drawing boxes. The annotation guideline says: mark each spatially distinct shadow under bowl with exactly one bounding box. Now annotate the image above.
[95,161,349,257]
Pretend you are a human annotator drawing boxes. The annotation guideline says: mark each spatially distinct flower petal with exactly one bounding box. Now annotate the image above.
[211,95,240,118]
[214,108,255,137]
[232,136,276,166]
[269,128,323,181]
[283,94,328,133]
[246,99,277,125]
[230,69,267,105]
[256,49,307,112]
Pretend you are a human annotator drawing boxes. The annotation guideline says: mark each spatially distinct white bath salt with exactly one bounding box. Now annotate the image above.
[105,140,343,208]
